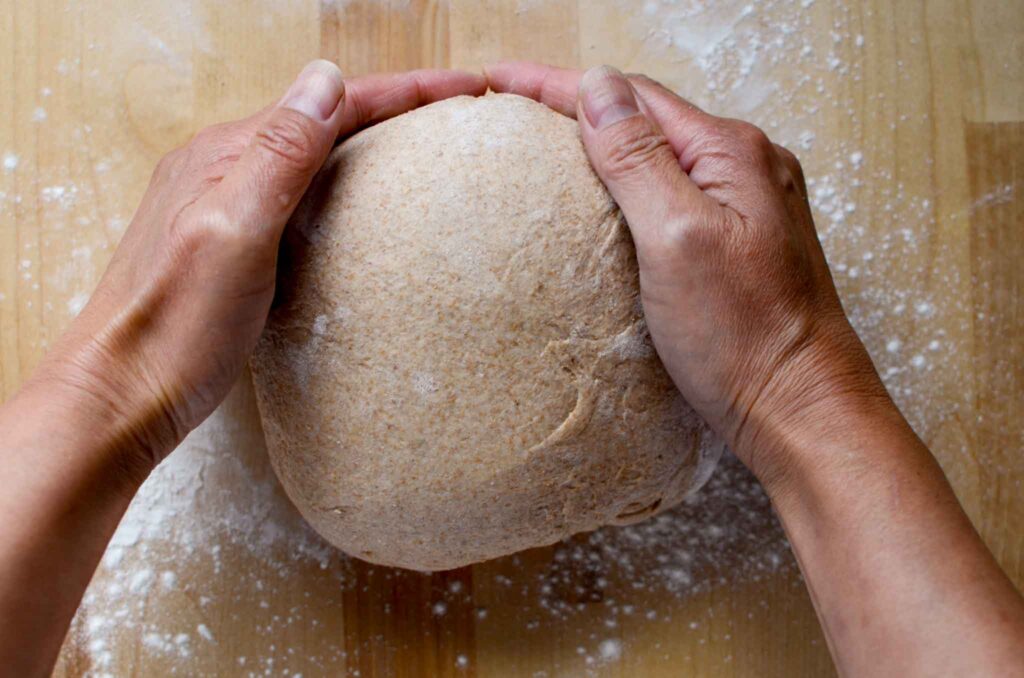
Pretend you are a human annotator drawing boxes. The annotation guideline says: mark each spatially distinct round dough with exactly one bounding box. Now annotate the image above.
[250,93,722,571]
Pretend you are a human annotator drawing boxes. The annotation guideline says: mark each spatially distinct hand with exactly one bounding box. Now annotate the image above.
[31,61,487,474]
[0,61,487,677]
[485,62,889,491]
[487,62,1024,678]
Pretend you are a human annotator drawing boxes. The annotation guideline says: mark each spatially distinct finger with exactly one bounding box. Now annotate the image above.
[207,60,347,239]
[625,76,724,172]
[485,62,725,175]
[628,80,786,213]
[337,69,488,137]
[575,66,717,258]
[484,61,581,117]
[195,69,487,168]
[494,63,795,227]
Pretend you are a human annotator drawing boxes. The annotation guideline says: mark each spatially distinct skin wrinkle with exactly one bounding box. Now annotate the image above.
[60,282,187,460]
[727,317,821,483]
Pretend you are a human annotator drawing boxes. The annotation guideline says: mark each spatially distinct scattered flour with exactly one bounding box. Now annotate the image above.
[598,638,623,662]
[16,0,1010,675]
[41,184,78,209]
[67,292,89,317]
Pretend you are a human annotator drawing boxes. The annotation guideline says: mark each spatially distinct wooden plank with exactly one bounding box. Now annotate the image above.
[965,121,1023,582]
[0,0,1015,675]
[323,0,450,74]
[448,0,580,69]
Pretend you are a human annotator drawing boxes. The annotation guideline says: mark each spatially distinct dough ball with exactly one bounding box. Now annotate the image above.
[250,94,722,571]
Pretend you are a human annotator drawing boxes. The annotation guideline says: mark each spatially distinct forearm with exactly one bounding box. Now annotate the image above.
[0,374,156,676]
[485,61,1023,676]
[760,394,1024,677]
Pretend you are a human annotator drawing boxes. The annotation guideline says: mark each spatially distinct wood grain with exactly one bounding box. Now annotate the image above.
[966,121,1023,582]
[0,1,1019,676]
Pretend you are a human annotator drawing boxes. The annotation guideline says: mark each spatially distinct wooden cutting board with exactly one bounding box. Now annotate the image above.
[0,1,1020,676]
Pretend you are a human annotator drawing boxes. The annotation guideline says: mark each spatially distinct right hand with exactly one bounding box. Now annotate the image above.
[485,63,893,491]
[28,63,486,475]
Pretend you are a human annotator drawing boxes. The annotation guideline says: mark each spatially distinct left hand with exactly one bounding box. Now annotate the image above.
[30,61,487,473]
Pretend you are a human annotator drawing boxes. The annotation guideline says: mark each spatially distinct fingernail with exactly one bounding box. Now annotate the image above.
[579,66,639,130]
[280,60,344,121]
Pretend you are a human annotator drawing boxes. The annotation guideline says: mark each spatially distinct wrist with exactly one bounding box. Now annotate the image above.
[20,344,180,488]
[12,378,158,493]
[730,321,907,501]
[747,385,912,504]
[0,351,170,678]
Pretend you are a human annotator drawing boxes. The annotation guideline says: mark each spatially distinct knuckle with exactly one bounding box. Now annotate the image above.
[153,148,185,178]
[655,216,700,252]
[779,171,801,196]
[157,123,247,187]
[733,121,773,154]
[254,112,319,171]
[198,142,243,173]
[190,126,215,146]
[659,210,726,252]
[185,127,225,166]
[772,143,806,193]
[709,120,776,172]
[347,89,371,130]
[773,143,798,165]
[174,209,246,256]
[190,121,240,147]
[601,123,673,182]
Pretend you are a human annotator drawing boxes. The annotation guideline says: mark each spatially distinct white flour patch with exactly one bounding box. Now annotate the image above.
[71,396,348,671]
[44,1,1015,675]
[41,184,78,209]
[412,371,440,395]
[67,292,89,317]
[598,638,623,662]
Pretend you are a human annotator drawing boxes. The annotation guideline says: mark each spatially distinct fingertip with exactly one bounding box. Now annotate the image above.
[308,58,344,80]
[280,60,346,122]
[578,65,640,131]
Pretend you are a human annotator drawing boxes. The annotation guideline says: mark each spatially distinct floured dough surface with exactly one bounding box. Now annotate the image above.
[250,93,722,571]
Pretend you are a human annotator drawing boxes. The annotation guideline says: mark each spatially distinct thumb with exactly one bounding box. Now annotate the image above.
[213,60,346,238]
[576,66,711,256]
